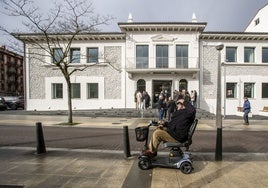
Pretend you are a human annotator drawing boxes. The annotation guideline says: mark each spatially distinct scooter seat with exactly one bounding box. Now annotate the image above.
[163,140,191,148]
[163,119,198,150]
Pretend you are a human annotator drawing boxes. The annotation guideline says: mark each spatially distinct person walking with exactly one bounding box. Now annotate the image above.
[157,95,164,120]
[243,96,251,125]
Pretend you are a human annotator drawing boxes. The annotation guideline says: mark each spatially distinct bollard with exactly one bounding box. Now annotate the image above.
[123,126,131,158]
[36,122,46,154]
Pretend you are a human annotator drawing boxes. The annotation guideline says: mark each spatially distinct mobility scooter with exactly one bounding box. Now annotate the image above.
[135,119,198,174]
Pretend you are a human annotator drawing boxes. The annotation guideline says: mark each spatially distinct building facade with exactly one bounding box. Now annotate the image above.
[0,46,24,96]
[15,5,268,116]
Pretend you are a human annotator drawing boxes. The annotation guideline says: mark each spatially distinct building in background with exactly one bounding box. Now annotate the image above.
[0,46,24,96]
[245,4,268,32]
[13,5,268,116]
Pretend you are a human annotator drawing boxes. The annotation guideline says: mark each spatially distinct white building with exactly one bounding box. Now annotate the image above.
[245,4,268,32]
[15,6,268,116]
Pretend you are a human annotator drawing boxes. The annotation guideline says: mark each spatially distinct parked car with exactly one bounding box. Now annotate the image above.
[2,96,24,110]
[0,97,6,110]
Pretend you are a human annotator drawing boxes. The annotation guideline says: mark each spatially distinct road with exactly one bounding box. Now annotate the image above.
[1,124,268,153]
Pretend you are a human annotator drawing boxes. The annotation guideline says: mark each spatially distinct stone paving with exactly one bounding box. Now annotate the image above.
[0,112,268,187]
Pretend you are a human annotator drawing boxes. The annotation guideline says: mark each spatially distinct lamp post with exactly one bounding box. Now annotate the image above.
[215,43,224,161]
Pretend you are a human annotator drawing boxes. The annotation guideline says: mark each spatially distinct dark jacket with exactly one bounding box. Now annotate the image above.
[157,98,164,109]
[166,101,196,142]
[167,100,176,113]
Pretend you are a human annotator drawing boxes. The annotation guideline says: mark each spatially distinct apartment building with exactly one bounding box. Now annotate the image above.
[0,46,24,96]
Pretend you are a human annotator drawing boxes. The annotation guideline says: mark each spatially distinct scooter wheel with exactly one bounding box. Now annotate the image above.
[180,161,193,174]
[138,159,151,170]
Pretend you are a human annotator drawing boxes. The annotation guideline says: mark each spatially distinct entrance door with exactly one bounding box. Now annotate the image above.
[152,80,172,107]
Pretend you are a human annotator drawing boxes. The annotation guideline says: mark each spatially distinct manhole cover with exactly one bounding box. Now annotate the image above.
[112,122,122,124]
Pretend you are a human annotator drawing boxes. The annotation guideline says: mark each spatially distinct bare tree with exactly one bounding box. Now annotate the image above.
[1,0,115,124]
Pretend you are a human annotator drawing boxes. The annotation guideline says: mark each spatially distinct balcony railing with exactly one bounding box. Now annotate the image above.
[126,57,198,69]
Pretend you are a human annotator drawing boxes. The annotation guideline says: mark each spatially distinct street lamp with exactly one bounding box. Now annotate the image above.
[215,43,224,161]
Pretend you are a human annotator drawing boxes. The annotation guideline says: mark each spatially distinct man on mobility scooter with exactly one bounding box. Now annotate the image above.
[136,98,197,174]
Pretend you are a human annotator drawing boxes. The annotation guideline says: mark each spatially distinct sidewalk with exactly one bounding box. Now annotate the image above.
[0,147,268,188]
[0,113,268,187]
[0,113,267,131]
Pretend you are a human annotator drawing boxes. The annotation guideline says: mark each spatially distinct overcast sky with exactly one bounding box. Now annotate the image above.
[1,0,268,47]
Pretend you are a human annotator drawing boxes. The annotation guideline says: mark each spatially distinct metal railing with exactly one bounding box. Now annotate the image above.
[126,57,198,69]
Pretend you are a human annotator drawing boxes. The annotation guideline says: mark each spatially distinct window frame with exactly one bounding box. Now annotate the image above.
[226,82,237,98]
[87,47,99,63]
[52,48,64,63]
[70,48,81,63]
[52,83,63,99]
[262,83,268,98]
[244,47,255,63]
[176,45,188,68]
[71,83,81,99]
[262,47,268,63]
[87,83,99,99]
[156,45,169,68]
[226,47,237,63]
[244,82,255,98]
[136,45,149,68]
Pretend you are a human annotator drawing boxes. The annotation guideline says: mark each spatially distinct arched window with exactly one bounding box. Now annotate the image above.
[179,79,188,91]
[137,79,146,92]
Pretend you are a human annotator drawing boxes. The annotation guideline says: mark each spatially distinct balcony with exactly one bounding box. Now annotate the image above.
[125,57,199,78]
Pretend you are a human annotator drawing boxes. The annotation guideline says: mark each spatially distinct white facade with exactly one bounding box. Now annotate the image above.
[245,4,268,32]
[200,34,268,116]
[16,5,268,116]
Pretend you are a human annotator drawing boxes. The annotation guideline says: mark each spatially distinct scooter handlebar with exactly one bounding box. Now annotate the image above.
[148,120,159,126]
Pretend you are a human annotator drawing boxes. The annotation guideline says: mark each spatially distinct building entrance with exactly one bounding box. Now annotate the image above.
[152,80,172,107]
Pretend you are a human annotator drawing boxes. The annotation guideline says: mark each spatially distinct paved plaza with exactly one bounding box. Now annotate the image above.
[0,112,267,187]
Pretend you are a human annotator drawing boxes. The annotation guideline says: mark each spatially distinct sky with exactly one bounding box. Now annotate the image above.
[0,0,268,47]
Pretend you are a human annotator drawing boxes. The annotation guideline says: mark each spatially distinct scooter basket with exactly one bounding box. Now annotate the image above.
[135,126,149,142]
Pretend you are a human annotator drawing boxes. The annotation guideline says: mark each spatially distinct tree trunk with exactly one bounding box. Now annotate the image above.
[66,78,73,124]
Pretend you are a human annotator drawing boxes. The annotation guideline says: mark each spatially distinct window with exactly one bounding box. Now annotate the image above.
[226,47,237,62]
[244,83,254,98]
[87,83,98,99]
[156,45,168,68]
[137,79,146,92]
[244,47,255,63]
[52,48,63,63]
[71,83,81,99]
[262,83,268,98]
[255,18,260,26]
[176,45,188,68]
[52,83,63,99]
[87,48,98,63]
[70,48,80,63]
[226,83,237,98]
[262,48,268,63]
[136,45,148,68]
[179,79,188,91]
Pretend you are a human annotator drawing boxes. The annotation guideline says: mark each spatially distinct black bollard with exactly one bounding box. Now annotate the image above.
[36,122,46,154]
[123,126,131,158]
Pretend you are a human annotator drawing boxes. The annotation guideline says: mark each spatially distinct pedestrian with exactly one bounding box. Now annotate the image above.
[157,95,164,120]
[143,91,151,109]
[243,96,251,125]
[163,98,168,119]
[190,90,197,108]
[136,91,143,110]
[167,97,176,121]
[134,90,138,109]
